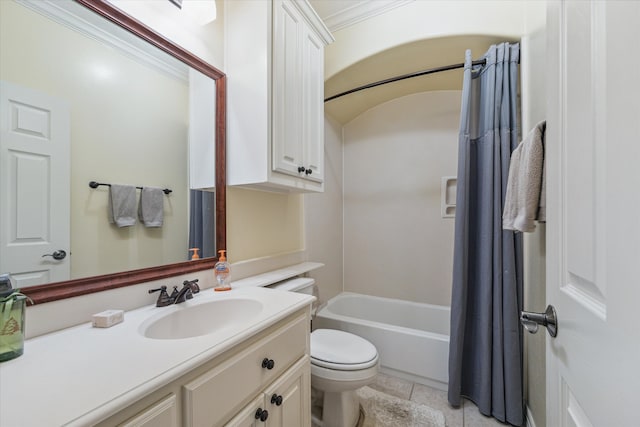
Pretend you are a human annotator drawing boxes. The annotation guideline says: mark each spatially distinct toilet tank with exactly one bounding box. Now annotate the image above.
[269,277,319,315]
[268,277,316,294]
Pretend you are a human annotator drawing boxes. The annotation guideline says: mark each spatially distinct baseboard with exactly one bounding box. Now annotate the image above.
[378,366,448,392]
[526,405,538,427]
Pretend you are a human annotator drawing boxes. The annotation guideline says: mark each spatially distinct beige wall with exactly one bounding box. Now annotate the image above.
[226,188,303,262]
[342,91,459,306]
[1,1,189,279]
[304,116,344,303]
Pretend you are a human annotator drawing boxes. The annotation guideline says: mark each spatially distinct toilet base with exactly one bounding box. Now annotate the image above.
[321,389,360,427]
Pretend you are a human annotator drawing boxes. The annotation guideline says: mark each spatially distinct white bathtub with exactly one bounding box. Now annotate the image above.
[314,292,450,390]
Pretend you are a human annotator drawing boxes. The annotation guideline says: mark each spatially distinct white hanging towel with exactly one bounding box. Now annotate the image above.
[502,120,546,232]
[138,187,164,227]
[108,184,137,227]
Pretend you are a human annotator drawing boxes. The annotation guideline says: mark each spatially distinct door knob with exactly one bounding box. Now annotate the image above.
[521,305,558,337]
[42,250,67,261]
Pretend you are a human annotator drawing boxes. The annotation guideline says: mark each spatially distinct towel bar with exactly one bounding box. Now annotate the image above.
[89,181,172,195]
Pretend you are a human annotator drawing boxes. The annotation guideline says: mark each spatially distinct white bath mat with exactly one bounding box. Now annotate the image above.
[357,386,446,427]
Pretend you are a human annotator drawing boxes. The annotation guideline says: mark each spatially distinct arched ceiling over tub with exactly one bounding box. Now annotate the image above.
[324,35,517,125]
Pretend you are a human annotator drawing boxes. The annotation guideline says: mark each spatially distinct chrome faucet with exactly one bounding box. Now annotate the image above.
[149,279,200,307]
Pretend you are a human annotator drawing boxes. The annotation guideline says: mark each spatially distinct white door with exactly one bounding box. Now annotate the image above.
[0,80,70,287]
[546,1,640,426]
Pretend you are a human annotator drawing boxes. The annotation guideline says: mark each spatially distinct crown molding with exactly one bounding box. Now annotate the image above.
[294,0,335,45]
[322,0,414,32]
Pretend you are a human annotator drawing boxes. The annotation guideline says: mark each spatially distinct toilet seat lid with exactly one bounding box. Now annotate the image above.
[310,329,378,370]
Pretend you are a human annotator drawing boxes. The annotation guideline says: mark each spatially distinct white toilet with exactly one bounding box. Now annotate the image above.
[269,278,379,427]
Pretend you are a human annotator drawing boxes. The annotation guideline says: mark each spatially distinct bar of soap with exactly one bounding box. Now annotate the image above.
[92,309,124,328]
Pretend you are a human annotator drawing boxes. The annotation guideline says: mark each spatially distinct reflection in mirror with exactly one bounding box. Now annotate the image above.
[0,0,226,303]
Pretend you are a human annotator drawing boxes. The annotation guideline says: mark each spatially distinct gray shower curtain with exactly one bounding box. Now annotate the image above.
[189,189,216,258]
[448,43,524,426]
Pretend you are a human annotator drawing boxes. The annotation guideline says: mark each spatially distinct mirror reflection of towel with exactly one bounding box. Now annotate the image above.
[108,184,137,227]
[138,187,164,227]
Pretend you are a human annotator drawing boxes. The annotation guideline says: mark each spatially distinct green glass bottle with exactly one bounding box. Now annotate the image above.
[0,294,26,362]
[0,274,27,362]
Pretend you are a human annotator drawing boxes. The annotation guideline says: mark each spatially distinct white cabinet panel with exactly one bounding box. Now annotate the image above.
[273,0,304,177]
[226,0,333,193]
[301,26,324,183]
[263,357,310,427]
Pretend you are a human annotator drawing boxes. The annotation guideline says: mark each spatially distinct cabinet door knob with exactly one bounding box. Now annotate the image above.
[271,393,283,406]
[297,166,306,173]
[261,358,275,370]
[305,168,312,175]
[255,408,269,422]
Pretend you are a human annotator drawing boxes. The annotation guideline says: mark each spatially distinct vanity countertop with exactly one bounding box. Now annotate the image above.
[0,287,314,427]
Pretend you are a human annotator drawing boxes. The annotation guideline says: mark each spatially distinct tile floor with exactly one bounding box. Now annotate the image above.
[367,372,508,427]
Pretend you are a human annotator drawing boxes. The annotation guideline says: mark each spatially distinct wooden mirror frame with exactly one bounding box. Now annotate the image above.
[22,0,226,304]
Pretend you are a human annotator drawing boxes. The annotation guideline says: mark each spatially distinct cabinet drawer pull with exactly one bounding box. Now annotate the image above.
[271,393,283,406]
[255,408,269,422]
[297,166,306,173]
[261,358,275,370]
[305,168,312,175]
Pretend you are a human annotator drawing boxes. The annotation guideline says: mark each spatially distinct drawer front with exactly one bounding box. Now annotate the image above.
[119,394,178,427]
[183,313,308,426]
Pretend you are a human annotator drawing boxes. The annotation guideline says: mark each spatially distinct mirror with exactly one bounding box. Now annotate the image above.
[0,0,226,303]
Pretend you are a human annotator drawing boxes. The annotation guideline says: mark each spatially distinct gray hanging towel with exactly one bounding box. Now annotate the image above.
[108,184,137,227]
[138,187,164,227]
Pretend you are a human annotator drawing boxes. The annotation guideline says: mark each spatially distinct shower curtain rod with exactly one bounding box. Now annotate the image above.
[324,58,487,103]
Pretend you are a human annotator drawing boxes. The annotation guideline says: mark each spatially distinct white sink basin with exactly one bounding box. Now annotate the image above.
[139,298,263,340]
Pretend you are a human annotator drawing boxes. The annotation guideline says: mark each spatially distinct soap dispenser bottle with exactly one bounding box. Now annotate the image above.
[214,250,231,291]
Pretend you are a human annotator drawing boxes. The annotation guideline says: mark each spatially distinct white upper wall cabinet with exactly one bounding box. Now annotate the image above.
[225,0,333,193]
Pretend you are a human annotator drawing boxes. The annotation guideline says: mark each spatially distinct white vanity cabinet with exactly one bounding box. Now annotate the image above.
[226,0,333,193]
[96,309,311,427]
